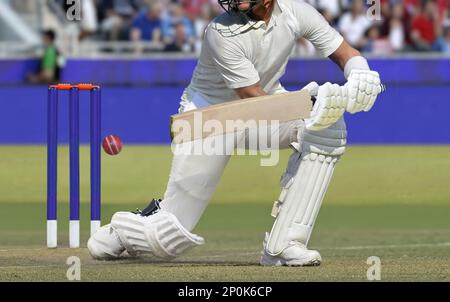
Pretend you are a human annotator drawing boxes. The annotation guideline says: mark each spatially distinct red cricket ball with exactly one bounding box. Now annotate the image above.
[102,134,123,156]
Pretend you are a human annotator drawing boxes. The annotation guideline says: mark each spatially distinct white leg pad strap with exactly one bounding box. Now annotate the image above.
[111,210,205,260]
[266,118,347,256]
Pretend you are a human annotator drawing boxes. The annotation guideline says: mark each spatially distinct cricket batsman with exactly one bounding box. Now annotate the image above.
[87,0,382,266]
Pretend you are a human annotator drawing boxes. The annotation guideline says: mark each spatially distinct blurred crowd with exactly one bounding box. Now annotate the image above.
[302,0,450,55]
[56,0,223,53]
[55,0,450,55]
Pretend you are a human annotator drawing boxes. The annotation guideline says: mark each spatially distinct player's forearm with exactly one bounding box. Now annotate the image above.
[327,40,382,115]
[235,82,267,99]
[329,40,363,74]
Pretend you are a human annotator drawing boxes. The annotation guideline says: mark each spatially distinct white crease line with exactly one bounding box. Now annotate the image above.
[185,242,450,260]
[185,252,259,259]
[0,265,62,270]
[320,242,450,251]
[0,247,79,253]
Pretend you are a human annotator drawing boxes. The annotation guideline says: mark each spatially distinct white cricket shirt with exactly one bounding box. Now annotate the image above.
[187,0,343,105]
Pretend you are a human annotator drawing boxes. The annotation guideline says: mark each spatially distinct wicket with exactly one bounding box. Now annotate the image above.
[47,83,102,248]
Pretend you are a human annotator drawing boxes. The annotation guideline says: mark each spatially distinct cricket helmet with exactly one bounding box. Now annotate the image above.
[218,0,262,14]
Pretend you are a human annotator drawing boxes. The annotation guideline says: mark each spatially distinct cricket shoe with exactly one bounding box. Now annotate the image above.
[87,224,126,260]
[131,198,162,216]
[260,233,322,267]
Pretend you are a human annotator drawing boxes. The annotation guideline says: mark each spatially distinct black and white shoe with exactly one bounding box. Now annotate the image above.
[132,198,162,217]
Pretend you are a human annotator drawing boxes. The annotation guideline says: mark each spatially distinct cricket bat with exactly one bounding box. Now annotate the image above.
[170,90,313,142]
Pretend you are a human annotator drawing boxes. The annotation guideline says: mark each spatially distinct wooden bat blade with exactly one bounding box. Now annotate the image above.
[171,90,312,142]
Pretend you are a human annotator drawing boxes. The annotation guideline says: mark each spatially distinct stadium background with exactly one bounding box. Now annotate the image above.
[1,0,450,145]
[0,0,449,281]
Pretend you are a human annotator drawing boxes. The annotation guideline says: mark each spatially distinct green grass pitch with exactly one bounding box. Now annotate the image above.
[0,145,449,281]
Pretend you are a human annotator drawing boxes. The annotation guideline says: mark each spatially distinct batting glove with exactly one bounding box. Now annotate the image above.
[345,70,382,114]
[304,82,347,131]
